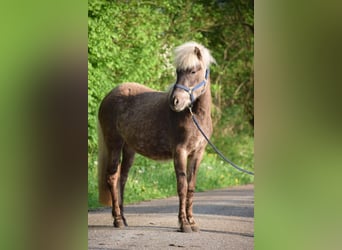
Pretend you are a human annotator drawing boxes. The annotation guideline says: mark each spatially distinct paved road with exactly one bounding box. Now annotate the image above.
[88,184,254,249]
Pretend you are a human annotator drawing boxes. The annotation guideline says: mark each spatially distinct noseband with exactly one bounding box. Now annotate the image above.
[173,69,209,106]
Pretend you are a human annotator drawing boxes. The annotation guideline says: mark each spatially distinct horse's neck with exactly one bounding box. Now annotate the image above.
[194,82,212,116]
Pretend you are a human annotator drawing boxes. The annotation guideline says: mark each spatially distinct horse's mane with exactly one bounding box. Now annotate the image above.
[174,41,216,70]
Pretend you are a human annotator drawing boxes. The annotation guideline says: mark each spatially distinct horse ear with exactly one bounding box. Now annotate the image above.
[194,46,202,60]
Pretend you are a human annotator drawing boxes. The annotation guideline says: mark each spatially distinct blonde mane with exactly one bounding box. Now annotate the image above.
[174,41,216,70]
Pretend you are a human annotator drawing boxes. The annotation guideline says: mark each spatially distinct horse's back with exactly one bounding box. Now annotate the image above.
[100,82,152,112]
[113,82,155,97]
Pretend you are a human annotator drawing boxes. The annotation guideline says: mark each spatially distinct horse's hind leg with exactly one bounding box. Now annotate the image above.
[119,144,135,226]
[186,149,205,232]
[106,138,125,228]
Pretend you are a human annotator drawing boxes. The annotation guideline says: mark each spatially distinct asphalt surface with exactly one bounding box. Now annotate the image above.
[88,184,254,249]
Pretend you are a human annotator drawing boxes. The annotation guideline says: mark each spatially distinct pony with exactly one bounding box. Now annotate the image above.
[97,41,216,233]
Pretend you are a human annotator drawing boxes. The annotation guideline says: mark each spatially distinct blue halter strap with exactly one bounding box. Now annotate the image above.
[174,68,210,105]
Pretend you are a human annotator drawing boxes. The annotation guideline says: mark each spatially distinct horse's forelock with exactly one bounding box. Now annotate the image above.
[174,41,216,70]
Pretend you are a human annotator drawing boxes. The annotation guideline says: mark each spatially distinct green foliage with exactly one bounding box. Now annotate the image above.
[88,0,254,208]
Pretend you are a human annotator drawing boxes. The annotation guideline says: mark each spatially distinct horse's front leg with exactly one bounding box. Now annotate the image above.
[186,149,205,232]
[174,148,192,233]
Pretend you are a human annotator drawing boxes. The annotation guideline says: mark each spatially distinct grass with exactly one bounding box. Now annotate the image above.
[88,132,254,209]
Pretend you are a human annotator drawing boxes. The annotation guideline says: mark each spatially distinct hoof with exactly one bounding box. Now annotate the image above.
[180,224,192,233]
[191,224,200,232]
[113,219,124,228]
[187,217,200,232]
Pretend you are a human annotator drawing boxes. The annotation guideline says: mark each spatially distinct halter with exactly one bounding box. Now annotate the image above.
[173,68,209,106]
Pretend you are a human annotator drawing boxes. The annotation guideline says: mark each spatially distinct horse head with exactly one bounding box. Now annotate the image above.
[169,42,216,112]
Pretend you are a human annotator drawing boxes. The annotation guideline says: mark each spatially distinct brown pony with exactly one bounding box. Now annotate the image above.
[98,41,216,233]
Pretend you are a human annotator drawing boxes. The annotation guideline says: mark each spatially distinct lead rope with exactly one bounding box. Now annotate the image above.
[189,107,255,176]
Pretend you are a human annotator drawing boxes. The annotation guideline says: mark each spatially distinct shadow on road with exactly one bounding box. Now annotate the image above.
[123,186,254,218]
[88,224,254,238]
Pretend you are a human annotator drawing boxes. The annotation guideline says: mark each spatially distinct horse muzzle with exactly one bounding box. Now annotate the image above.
[169,88,191,112]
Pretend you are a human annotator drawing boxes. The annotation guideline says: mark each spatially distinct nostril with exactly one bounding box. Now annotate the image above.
[173,97,179,106]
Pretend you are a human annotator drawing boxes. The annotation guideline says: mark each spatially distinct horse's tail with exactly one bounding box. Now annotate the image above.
[97,121,112,206]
